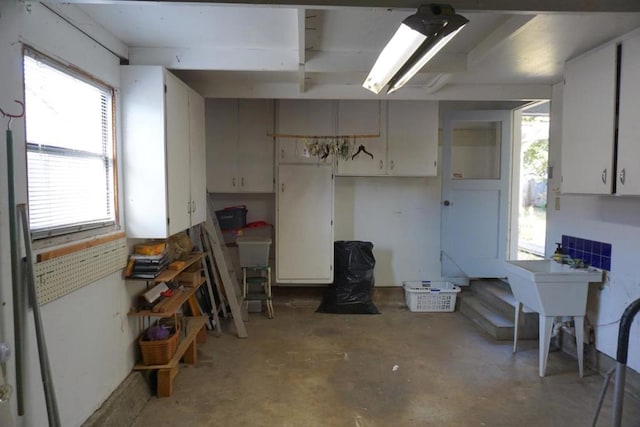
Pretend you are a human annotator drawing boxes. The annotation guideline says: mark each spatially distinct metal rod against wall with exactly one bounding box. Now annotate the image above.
[5,126,25,416]
[18,204,61,427]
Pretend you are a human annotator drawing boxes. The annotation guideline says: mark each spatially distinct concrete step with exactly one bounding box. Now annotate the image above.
[459,295,514,341]
[471,280,539,340]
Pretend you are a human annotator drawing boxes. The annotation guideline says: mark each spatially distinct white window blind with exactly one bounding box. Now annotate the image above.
[23,50,116,238]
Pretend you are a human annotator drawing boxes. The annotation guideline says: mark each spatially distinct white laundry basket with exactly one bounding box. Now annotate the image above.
[403,280,461,312]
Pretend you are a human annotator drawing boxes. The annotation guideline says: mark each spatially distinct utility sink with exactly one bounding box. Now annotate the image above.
[504,260,603,377]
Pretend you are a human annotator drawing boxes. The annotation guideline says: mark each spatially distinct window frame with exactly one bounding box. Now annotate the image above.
[22,46,120,246]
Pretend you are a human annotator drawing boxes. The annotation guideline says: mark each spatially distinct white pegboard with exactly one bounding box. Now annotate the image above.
[34,238,128,305]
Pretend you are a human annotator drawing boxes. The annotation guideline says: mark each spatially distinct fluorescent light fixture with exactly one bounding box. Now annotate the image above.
[363,4,468,94]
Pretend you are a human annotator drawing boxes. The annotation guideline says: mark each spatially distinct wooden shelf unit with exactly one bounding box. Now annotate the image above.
[133,316,207,397]
[128,251,208,397]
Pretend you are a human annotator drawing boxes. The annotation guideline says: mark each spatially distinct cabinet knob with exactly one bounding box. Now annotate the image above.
[390,160,395,170]
[443,200,451,206]
[601,169,607,185]
[620,168,626,185]
[192,201,196,212]
[281,148,285,159]
[241,177,245,187]
[281,183,285,192]
[232,177,236,187]
[187,201,191,213]
[379,160,383,170]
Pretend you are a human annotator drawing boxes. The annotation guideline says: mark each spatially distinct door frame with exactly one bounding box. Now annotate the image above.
[440,109,514,278]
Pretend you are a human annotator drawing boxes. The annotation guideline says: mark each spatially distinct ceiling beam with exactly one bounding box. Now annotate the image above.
[52,0,640,13]
[305,52,467,74]
[129,47,298,70]
[467,15,536,69]
[186,80,552,100]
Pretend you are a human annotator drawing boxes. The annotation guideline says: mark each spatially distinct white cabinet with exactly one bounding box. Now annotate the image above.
[387,101,439,176]
[562,33,640,196]
[561,43,617,194]
[335,100,438,177]
[617,33,640,195]
[121,66,206,238]
[206,99,274,193]
[188,88,206,225]
[276,164,334,283]
[277,100,335,164]
[336,100,387,175]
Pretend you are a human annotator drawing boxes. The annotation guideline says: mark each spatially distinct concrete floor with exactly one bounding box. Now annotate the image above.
[131,294,640,427]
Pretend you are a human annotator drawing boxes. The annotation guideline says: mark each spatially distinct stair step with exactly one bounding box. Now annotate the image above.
[459,296,514,341]
[473,280,538,316]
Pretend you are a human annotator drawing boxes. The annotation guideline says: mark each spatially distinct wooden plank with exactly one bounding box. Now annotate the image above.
[130,280,204,317]
[205,196,248,338]
[154,252,203,283]
[157,366,178,398]
[36,231,126,262]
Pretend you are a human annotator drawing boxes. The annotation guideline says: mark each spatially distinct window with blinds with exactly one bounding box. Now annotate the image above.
[23,49,117,239]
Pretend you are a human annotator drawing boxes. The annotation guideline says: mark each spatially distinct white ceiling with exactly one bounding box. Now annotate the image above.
[56,1,640,101]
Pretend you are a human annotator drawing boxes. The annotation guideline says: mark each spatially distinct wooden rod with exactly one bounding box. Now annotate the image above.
[267,133,380,139]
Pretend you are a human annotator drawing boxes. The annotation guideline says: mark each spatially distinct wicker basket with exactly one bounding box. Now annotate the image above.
[138,326,179,365]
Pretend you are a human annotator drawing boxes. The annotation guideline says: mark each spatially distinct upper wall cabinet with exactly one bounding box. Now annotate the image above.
[387,101,439,176]
[121,66,206,238]
[616,32,640,195]
[206,99,274,193]
[562,31,640,196]
[336,101,438,176]
[561,43,617,194]
[277,100,335,164]
[336,100,387,175]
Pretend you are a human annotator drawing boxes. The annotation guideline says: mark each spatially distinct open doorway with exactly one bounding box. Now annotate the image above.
[515,102,550,260]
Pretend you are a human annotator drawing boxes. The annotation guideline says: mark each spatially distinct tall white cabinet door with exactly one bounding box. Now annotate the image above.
[165,71,191,236]
[122,66,168,238]
[206,99,239,192]
[277,164,334,283]
[617,33,640,196]
[561,43,617,194]
[238,99,274,192]
[387,101,439,176]
[188,89,206,225]
[336,100,387,176]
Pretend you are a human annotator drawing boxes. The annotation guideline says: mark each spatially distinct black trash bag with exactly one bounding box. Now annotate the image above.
[316,241,380,314]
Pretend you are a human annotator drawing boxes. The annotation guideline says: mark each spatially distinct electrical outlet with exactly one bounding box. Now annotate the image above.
[300,146,310,158]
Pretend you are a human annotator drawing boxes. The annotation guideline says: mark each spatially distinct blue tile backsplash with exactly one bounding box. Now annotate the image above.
[561,235,612,271]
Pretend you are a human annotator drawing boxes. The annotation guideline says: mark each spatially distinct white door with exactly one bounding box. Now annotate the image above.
[561,42,616,194]
[206,99,239,192]
[441,110,512,278]
[238,99,274,192]
[387,101,439,176]
[277,164,334,283]
[165,71,191,236]
[617,33,640,195]
[336,100,386,176]
[188,89,206,225]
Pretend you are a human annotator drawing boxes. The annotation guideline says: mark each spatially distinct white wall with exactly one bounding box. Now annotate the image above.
[547,82,640,373]
[334,177,442,286]
[0,3,138,426]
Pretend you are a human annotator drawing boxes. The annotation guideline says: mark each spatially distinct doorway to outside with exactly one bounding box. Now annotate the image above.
[516,102,549,260]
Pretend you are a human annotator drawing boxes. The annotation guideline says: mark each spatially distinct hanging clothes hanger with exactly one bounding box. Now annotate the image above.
[1,100,25,130]
[351,144,374,160]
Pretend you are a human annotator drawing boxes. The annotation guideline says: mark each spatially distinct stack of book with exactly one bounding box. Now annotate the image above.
[129,253,169,279]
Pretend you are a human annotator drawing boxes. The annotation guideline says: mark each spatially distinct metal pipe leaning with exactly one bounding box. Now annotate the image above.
[18,204,61,427]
